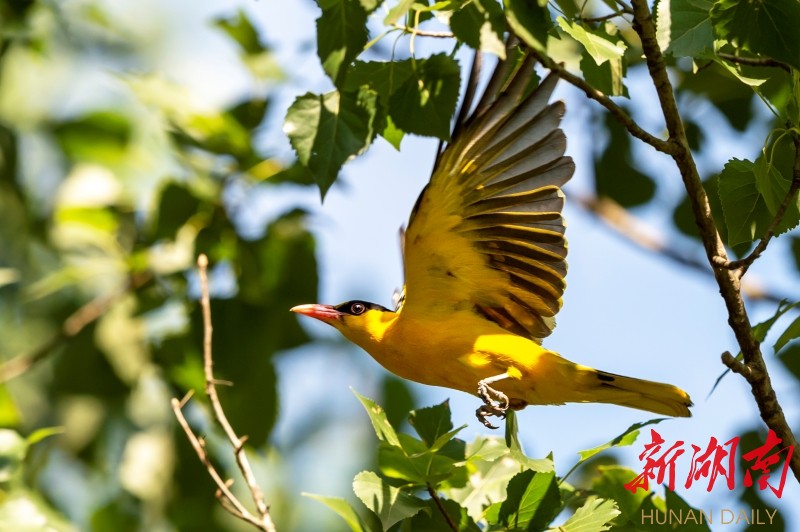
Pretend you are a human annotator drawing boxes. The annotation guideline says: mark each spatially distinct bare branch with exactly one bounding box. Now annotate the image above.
[0,273,151,383]
[721,352,751,382]
[575,195,791,304]
[716,137,800,274]
[630,0,800,483]
[391,24,453,38]
[717,52,792,73]
[530,49,674,154]
[172,397,263,528]
[426,484,458,532]
[172,255,277,531]
[581,11,631,24]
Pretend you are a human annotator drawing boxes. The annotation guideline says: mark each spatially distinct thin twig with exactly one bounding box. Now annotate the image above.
[717,52,792,73]
[426,484,458,532]
[629,0,800,483]
[715,138,800,274]
[0,273,151,383]
[576,195,790,304]
[171,397,263,528]
[530,49,674,154]
[172,255,277,531]
[391,23,453,38]
[581,11,630,23]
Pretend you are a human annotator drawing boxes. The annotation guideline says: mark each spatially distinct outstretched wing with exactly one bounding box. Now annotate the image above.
[401,47,574,342]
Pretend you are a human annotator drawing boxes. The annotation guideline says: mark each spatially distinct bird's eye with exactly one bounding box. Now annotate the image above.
[351,303,366,315]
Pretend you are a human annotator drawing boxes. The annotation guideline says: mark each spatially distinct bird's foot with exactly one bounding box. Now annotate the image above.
[476,404,506,429]
[476,377,510,429]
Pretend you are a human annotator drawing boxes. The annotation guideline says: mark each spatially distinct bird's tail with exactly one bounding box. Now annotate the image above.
[582,367,693,417]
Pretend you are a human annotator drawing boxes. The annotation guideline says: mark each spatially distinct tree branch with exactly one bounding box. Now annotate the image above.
[715,137,800,274]
[717,52,792,73]
[426,484,458,532]
[575,195,791,305]
[630,0,800,483]
[0,273,151,383]
[172,255,277,532]
[391,24,453,38]
[530,50,673,154]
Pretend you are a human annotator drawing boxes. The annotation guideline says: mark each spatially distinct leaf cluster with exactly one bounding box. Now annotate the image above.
[308,392,713,532]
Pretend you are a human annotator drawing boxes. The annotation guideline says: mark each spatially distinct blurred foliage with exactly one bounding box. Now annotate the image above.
[2,0,800,530]
[311,394,712,531]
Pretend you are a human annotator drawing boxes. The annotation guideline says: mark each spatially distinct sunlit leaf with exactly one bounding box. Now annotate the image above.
[450,0,506,59]
[656,0,714,57]
[285,88,382,198]
[215,10,264,55]
[557,17,627,65]
[577,418,665,462]
[303,493,368,532]
[352,471,427,530]
[504,0,551,52]
[551,496,620,532]
[353,389,402,447]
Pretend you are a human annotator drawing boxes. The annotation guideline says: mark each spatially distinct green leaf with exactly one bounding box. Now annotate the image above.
[25,426,65,446]
[406,498,480,531]
[316,0,369,84]
[489,469,561,531]
[711,0,800,72]
[551,496,620,532]
[450,0,506,58]
[344,59,415,101]
[595,113,656,207]
[384,0,415,25]
[557,17,627,65]
[577,418,665,462]
[52,111,131,164]
[774,315,800,354]
[662,490,711,531]
[505,410,554,472]
[709,300,799,396]
[215,10,265,55]
[778,343,800,381]
[352,471,427,530]
[656,0,715,57]
[673,174,730,244]
[303,493,368,532]
[377,433,466,485]
[754,156,800,235]
[284,88,382,198]
[504,0,551,52]
[359,0,384,14]
[591,466,654,524]
[717,158,772,246]
[408,400,454,447]
[579,50,627,97]
[389,54,460,140]
[791,236,800,271]
[353,389,402,447]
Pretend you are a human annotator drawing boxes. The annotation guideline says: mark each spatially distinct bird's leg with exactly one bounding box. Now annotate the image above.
[476,373,511,429]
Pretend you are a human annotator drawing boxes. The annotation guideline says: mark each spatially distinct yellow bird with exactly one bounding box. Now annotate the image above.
[292,46,692,428]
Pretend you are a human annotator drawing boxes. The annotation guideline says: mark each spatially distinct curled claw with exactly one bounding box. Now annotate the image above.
[476,404,506,429]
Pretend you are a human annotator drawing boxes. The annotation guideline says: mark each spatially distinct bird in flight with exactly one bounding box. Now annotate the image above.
[292,43,692,428]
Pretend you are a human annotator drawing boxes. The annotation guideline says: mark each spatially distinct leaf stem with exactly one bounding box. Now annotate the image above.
[426,484,458,532]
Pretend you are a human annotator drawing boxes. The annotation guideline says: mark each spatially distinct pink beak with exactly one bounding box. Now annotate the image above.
[290,304,342,322]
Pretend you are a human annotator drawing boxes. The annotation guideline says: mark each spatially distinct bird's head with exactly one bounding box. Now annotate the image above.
[290,300,396,349]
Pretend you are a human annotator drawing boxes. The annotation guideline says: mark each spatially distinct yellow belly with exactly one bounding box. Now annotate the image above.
[359,309,573,406]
